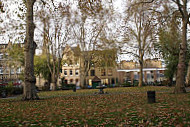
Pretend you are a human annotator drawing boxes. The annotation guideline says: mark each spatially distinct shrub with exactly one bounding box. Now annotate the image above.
[0,85,6,97]
[61,83,76,90]
[13,86,23,95]
[6,85,14,96]
[133,80,139,87]
[122,81,131,87]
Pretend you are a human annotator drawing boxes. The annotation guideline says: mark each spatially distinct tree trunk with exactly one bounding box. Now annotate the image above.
[168,76,173,87]
[23,0,39,100]
[138,59,143,87]
[174,19,187,93]
[50,73,57,91]
[80,72,86,88]
[186,60,190,86]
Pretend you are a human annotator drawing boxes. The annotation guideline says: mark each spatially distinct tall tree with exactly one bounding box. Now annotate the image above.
[140,0,190,93]
[71,0,115,88]
[23,0,39,100]
[123,1,159,87]
[173,0,190,93]
[155,16,181,85]
[35,2,71,90]
[34,54,51,89]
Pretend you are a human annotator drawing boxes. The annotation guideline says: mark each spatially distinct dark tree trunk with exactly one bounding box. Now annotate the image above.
[186,61,190,86]
[139,58,143,87]
[175,19,187,93]
[23,0,39,100]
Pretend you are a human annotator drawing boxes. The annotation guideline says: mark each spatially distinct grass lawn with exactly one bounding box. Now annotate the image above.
[0,86,190,126]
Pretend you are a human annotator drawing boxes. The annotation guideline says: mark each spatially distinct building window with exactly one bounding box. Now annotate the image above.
[75,70,79,76]
[108,69,112,76]
[89,79,92,86]
[0,68,3,73]
[134,72,139,80]
[101,69,106,76]
[11,69,14,74]
[101,79,108,85]
[70,79,73,83]
[5,68,8,73]
[90,70,95,76]
[16,68,21,73]
[64,69,67,75]
[70,69,73,75]
[0,54,3,59]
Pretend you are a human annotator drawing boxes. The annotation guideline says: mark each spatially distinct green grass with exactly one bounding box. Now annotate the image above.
[0,86,190,126]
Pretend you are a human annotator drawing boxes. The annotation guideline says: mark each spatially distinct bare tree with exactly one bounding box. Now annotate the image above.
[35,2,71,90]
[123,1,159,87]
[71,0,114,88]
[139,0,190,93]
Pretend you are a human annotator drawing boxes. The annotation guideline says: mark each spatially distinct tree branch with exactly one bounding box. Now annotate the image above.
[121,51,140,58]
[175,0,184,18]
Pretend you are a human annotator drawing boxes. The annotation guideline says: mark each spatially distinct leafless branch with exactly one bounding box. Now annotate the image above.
[121,51,140,58]
[175,0,185,17]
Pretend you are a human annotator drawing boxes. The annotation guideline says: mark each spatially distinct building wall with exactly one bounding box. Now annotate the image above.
[86,67,118,86]
[60,45,118,87]
[118,59,165,84]
[120,60,137,69]
[61,65,80,86]
[60,45,80,86]
[144,58,162,68]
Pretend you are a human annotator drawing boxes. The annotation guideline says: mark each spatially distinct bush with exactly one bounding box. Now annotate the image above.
[13,86,23,95]
[133,80,139,87]
[122,81,131,87]
[0,85,6,97]
[5,85,14,96]
[61,84,76,90]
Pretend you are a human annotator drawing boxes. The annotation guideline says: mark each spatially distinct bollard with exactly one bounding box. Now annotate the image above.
[147,91,156,103]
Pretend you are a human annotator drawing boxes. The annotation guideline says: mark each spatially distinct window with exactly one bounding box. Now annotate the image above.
[134,72,139,80]
[5,68,8,73]
[0,68,3,73]
[89,79,92,86]
[16,68,21,73]
[101,79,108,85]
[90,70,95,76]
[70,69,73,75]
[101,69,106,76]
[64,69,67,75]
[11,69,14,74]
[70,79,73,83]
[108,69,112,76]
[0,54,3,59]
[75,70,79,76]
